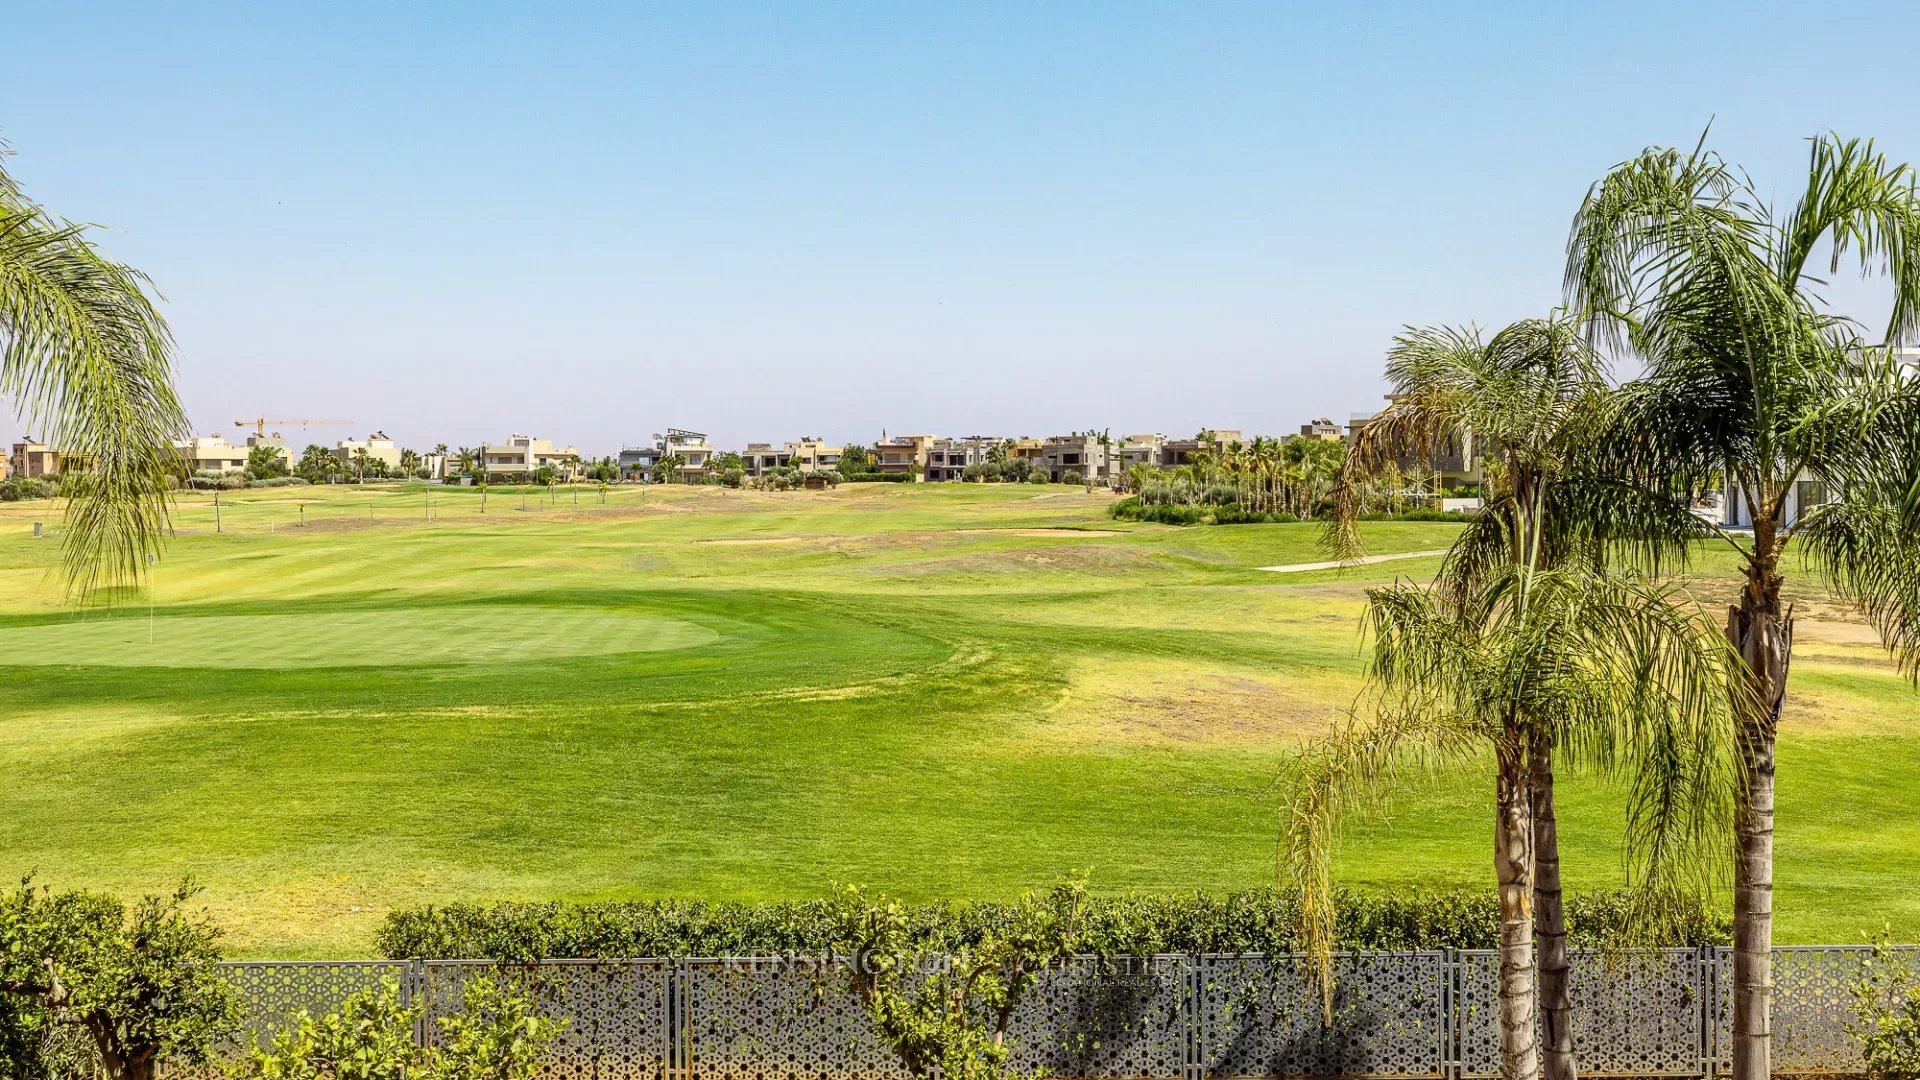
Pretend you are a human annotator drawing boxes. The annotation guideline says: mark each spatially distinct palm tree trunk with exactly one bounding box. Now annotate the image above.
[1530,734,1575,1080]
[1497,736,1540,1080]
[1727,552,1789,1080]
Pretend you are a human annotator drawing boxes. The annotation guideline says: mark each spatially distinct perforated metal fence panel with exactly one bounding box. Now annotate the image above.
[214,947,1916,1078]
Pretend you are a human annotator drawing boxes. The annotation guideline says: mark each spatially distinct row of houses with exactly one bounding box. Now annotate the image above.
[6,420,1352,488]
[605,428,1298,485]
[5,430,585,483]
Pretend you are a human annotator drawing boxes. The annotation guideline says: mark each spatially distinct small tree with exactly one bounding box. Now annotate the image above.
[838,445,872,476]
[0,881,239,1080]
[245,445,289,480]
[293,445,334,484]
[826,881,1084,1080]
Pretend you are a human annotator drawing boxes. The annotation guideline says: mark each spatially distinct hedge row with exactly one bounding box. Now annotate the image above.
[377,888,1730,961]
[840,472,911,483]
[1110,498,1481,527]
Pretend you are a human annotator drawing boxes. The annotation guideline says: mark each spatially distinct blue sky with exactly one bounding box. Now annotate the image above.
[3,2,1916,454]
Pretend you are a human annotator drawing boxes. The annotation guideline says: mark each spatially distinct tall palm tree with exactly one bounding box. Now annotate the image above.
[0,148,187,596]
[1566,133,1920,1080]
[1320,315,1718,1080]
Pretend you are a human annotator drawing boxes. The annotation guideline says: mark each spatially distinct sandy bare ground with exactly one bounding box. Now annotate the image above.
[1256,548,1450,573]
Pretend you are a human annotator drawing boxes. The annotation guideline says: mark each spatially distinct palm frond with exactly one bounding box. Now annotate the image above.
[0,158,186,598]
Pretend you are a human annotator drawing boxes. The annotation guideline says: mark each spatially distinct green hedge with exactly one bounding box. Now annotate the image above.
[377,888,1729,961]
[840,472,911,483]
[1112,499,1480,527]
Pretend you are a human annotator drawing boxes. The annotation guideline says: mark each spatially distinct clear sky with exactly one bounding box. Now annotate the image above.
[3,2,1916,455]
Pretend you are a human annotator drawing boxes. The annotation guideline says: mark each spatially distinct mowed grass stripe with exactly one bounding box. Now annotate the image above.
[0,608,718,668]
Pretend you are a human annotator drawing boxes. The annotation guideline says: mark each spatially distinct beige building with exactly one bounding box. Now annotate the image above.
[1117,434,1167,472]
[333,432,404,473]
[654,429,712,481]
[1158,429,1243,468]
[482,434,581,480]
[9,441,65,478]
[176,434,250,473]
[1005,437,1045,467]
[1298,417,1342,441]
[744,437,842,477]
[244,433,293,470]
[871,434,934,479]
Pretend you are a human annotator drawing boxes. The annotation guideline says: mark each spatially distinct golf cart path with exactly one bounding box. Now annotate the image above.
[1255,548,1450,574]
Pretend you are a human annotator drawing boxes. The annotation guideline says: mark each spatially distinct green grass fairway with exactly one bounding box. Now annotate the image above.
[0,608,718,667]
[0,481,1913,956]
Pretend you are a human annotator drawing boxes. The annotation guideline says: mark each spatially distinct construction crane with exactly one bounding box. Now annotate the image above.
[234,416,355,439]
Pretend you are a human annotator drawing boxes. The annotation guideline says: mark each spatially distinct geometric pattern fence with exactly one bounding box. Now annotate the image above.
[217,946,1916,1079]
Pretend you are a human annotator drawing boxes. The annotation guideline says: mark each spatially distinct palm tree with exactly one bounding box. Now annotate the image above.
[653,452,686,484]
[1320,315,1720,1080]
[1284,565,1740,1080]
[0,147,187,596]
[1566,133,1920,1080]
[350,446,372,483]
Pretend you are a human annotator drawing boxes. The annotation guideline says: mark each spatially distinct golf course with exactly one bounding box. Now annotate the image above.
[0,481,1912,957]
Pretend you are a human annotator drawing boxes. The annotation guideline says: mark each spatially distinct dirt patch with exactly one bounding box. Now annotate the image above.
[696,536,809,545]
[1032,658,1361,748]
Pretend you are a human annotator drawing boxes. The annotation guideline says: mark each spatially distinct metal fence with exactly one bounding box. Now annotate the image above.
[215,947,1907,1079]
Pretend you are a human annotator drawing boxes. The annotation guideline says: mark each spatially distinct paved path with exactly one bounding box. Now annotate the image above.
[1255,548,1450,574]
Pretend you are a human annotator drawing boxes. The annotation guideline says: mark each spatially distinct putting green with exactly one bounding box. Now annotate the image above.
[0,608,720,668]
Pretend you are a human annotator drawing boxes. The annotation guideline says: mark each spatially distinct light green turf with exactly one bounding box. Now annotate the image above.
[0,481,1911,956]
[0,608,718,668]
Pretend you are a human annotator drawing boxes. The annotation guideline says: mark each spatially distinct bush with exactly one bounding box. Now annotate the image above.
[0,881,239,1080]
[1850,935,1920,1080]
[841,472,910,483]
[1109,499,1208,525]
[1025,470,1048,485]
[187,470,247,491]
[1061,470,1083,487]
[248,476,311,488]
[237,975,559,1080]
[0,477,53,502]
[375,888,1728,962]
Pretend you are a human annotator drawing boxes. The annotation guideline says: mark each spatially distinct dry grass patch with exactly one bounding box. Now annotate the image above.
[1032,657,1362,749]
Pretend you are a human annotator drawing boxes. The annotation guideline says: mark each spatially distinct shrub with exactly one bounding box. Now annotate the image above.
[719,467,747,489]
[1061,470,1083,487]
[1850,935,1920,1080]
[842,472,909,483]
[0,881,239,1080]
[238,975,559,1080]
[0,477,53,502]
[1025,470,1048,485]
[249,476,311,488]
[1110,500,1207,525]
[187,471,247,491]
[375,887,1727,962]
